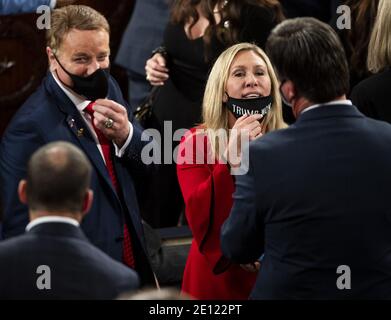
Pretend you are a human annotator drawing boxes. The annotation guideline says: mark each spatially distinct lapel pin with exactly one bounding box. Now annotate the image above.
[67,118,75,128]
[77,128,84,137]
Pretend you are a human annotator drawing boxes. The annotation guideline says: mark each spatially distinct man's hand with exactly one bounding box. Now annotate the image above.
[92,99,130,148]
[56,0,77,8]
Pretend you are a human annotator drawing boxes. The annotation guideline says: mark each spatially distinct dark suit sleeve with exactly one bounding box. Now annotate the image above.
[0,116,45,237]
[220,146,265,263]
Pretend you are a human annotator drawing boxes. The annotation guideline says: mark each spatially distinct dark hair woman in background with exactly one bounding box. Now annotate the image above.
[143,0,284,229]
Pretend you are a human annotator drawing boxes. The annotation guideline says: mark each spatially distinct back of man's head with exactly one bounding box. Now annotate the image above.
[25,142,92,214]
[266,17,349,103]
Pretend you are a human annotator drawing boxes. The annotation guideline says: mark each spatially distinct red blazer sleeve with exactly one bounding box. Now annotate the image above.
[177,128,233,269]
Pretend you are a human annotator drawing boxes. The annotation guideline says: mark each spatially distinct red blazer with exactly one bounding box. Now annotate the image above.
[177,128,256,300]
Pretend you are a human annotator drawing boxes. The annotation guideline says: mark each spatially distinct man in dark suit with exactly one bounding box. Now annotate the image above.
[0,142,139,299]
[221,17,391,299]
[115,0,169,110]
[0,5,155,286]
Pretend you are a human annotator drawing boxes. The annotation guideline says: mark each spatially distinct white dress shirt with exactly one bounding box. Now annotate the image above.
[302,99,353,114]
[52,72,133,162]
[26,216,79,232]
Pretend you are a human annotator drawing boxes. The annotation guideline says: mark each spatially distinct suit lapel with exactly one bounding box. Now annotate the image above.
[45,73,120,201]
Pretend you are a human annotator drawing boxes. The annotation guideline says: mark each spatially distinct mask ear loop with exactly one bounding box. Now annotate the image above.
[223,91,230,103]
[51,51,75,89]
[52,51,71,75]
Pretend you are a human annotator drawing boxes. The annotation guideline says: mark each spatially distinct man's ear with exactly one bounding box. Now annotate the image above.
[81,189,94,216]
[18,180,28,205]
[284,80,297,102]
[46,47,57,71]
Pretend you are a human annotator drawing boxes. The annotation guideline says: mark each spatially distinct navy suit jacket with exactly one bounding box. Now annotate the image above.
[115,0,169,76]
[0,73,155,285]
[221,104,391,299]
[0,222,139,299]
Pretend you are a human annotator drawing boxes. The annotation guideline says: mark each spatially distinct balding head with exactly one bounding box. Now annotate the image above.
[20,142,92,216]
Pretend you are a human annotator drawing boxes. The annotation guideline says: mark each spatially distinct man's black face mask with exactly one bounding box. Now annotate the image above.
[53,53,109,101]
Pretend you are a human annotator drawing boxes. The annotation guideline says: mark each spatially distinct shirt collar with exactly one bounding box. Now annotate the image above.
[26,216,80,232]
[302,99,353,114]
[51,71,91,112]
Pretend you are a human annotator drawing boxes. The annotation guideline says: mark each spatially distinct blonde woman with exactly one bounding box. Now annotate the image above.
[351,0,391,123]
[176,43,286,299]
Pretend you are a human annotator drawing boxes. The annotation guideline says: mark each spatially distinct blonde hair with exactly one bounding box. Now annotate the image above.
[47,5,110,54]
[201,42,286,157]
[367,0,391,73]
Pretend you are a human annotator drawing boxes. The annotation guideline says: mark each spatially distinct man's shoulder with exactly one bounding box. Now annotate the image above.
[78,240,139,286]
[250,126,293,151]
[76,239,135,273]
[0,233,37,260]
[10,77,58,125]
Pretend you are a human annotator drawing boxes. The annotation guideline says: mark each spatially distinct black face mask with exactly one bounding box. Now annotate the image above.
[53,54,109,101]
[225,93,273,119]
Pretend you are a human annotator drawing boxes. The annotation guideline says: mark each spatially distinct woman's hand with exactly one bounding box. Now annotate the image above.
[145,53,169,86]
[224,113,263,168]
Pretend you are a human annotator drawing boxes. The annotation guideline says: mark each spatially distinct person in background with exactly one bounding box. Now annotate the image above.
[0,142,139,300]
[0,0,75,15]
[144,0,284,229]
[332,0,380,90]
[115,0,170,111]
[350,0,391,123]
[177,43,286,299]
[221,17,391,299]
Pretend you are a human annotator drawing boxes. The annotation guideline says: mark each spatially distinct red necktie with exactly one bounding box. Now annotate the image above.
[84,102,135,269]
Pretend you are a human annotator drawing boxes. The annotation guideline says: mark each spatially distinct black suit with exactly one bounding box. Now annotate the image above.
[221,104,391,299]
[0,222,139,299]
[351,68,391,124]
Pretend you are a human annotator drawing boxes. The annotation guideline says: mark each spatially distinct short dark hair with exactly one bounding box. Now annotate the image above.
[26,142,92,213]
[266,17,349,103]
[47,5,110,54]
